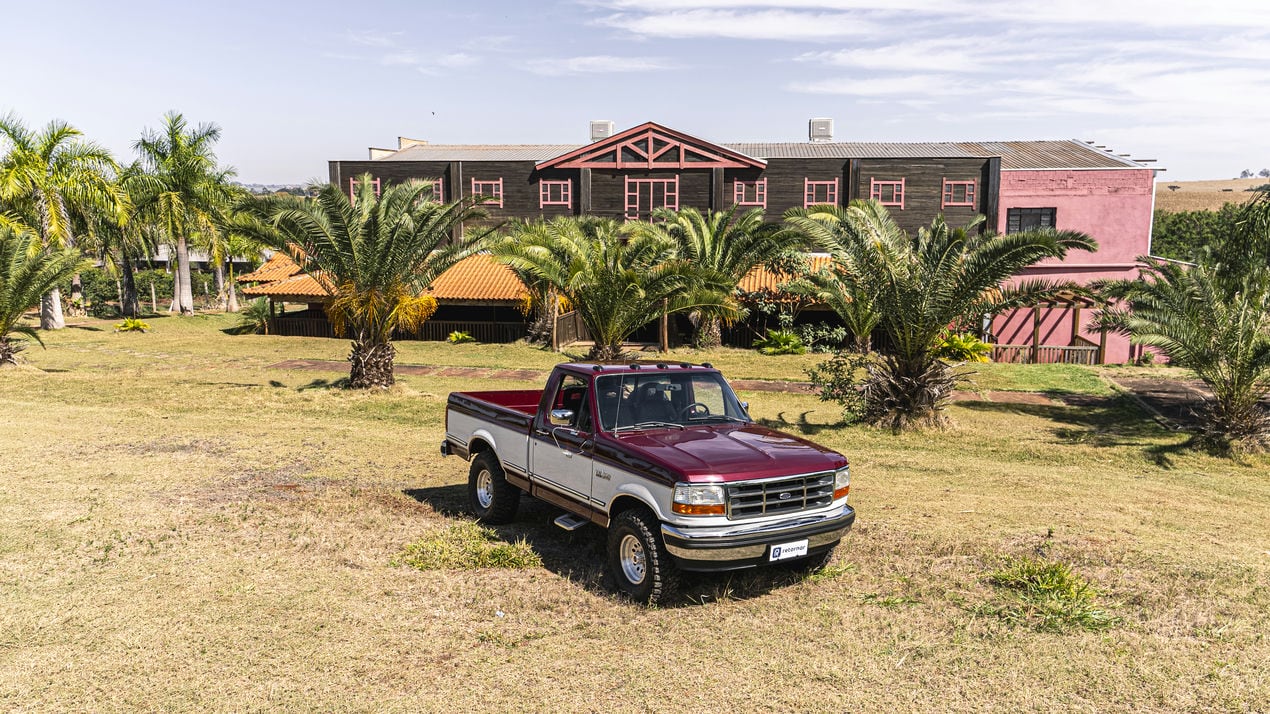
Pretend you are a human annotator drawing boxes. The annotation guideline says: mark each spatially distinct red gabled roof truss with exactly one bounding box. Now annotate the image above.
[536,122,765,171]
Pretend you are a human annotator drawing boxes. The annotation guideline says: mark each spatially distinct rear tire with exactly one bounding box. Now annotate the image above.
[468,452,520,524]
[607,509,679,605]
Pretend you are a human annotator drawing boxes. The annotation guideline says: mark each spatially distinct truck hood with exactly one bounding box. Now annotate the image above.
[603,423,847,482]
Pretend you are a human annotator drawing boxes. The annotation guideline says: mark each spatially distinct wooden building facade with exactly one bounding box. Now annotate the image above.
[330,122,999,236]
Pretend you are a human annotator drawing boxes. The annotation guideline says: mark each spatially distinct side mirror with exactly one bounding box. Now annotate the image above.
[549,409,574,427]
[740,401,750,414]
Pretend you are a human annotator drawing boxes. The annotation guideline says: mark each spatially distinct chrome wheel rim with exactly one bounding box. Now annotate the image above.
[619,534,646,585]
[475,469,494,509]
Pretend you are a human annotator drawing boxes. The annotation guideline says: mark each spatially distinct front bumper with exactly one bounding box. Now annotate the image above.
[660,503,856,572]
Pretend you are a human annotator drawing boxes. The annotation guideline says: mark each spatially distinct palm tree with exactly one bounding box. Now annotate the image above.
[0,227,89,365]
[0,113,125,328]
[251,175,491,388]
[636,206,804,347]
[783,202,899,352]
[790,201,1096,431]
[131,111,237,315]
[498,219,567,345]
[492,216,738,361]
[1101,263,1270,453]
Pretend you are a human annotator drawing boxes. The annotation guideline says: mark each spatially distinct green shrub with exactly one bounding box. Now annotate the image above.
[978,557,1119,632]
[236,298,271,335]
[754,329,806,356]
[114,318,151,333]
[935,332,992,363]
[394,521,541,571]
[806,351,872,423]
[795,322,849,353]
[447,330,476,344]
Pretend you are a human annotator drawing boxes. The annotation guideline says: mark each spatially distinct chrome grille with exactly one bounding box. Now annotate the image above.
[726,472,835,519]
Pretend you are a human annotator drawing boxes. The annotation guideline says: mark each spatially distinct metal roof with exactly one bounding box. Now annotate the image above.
[379,144,583,162]
[721,142,982,159]
[371,137,1153,170]
[955,140,1147,170]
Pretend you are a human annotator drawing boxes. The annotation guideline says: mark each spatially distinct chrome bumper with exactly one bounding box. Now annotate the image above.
[660,503,856,567]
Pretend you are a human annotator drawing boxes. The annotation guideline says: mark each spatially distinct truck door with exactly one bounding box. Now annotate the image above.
[529,373,596,506]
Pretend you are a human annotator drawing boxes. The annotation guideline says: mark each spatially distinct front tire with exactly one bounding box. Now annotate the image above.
[468,452,520,524]
[607,509,679,605]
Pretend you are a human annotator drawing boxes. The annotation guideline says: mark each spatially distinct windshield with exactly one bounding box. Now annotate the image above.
[595,372,750,432]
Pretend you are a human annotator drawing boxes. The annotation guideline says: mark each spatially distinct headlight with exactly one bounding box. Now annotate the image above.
[834,466,850,501]
[672,483,726,515]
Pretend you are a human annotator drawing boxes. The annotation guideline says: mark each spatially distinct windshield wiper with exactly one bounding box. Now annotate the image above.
[695,415,748,423]
[614,421,686,432]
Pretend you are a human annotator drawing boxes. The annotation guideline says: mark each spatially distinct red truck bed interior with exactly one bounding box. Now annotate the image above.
[455,390,543,415]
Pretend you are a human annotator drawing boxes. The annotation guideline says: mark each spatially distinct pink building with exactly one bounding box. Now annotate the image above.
[958,142,1158,364]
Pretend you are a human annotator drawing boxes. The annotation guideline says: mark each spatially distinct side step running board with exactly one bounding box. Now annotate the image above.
[554,513,590,531]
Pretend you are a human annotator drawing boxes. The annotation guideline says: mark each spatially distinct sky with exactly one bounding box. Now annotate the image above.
[3,0,1268,183]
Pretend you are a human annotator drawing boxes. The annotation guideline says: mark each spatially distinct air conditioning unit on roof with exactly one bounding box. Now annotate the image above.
[809,117,834,143]
[590,120,616,142]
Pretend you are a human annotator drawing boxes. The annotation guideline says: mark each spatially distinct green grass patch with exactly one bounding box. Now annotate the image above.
[978,556,1120,632]
[968,363,1112,396]
[395,521,541,571]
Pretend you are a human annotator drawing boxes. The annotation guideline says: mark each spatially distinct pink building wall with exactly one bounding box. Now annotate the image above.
[990,168,1156,364]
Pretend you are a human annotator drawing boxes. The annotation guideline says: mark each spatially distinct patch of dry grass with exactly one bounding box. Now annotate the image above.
[1155,177,1267,213]
[1,315,1268,711]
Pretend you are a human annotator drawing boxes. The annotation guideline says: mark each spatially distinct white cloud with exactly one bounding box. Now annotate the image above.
[345,30,402,48]
[524,55,674,75]
[600,9,879,40]
[789,74,976,97]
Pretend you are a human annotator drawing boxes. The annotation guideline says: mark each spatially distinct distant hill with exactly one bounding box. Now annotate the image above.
[1155,178,1269,213]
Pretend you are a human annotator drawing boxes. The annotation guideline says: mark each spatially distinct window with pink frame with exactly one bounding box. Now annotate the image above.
[426,177,445,203]
[625,176,679,219]
[734,179,767,207]
[470,178,503,208]
[941,179,975,208]
[870,178,905,208]
[803,178,838,207]
[539,179,572,208]
[348,177,381,202]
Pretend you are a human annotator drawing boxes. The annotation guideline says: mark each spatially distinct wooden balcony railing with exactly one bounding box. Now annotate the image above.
[991,344,1099,365]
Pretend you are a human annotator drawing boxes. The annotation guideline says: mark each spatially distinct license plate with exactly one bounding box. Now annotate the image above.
[769,539,809,562]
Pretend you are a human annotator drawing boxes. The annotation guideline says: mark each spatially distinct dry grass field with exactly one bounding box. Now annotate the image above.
[1154,177,1267,213]
[2,315,1268,712]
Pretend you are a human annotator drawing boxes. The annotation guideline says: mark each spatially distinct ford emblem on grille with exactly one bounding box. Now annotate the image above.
[778,491,792,500]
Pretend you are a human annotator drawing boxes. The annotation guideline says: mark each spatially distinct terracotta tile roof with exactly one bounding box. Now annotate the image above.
[738,255,833,293]
[238,253,527,303]
[428,254,526,302]
[241,272,332,299]
[237,252,303,283]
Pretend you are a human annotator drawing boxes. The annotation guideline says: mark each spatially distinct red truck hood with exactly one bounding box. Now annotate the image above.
[603,423,847,482]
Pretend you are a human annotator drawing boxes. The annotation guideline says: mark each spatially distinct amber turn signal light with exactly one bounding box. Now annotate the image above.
[833,486,850,500]
[672,502,726,516]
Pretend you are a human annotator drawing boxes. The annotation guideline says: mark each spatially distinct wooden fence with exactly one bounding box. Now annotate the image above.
[991,344,1100,365]
[268,317,527,343]
[554,310,590,346]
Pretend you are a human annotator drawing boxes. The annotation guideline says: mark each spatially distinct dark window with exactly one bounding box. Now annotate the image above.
[1006,208,1056,233]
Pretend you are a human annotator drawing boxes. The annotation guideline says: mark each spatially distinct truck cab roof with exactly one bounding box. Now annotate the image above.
[557,361,720,376]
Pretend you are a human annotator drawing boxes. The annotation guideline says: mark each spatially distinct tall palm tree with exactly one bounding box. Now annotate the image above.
[1104,260,1270,451]
[251,175,491,388]
[636,205,804,347]
[131,111,236,315]
[492,216,738,361]
[789,201,1096,431]
[0,227,89,365]
[498,219,567,345]
[0,113,125,328]
[783,202,901,352]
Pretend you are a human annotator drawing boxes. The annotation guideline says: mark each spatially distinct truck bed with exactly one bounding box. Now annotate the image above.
[452,389,542,416]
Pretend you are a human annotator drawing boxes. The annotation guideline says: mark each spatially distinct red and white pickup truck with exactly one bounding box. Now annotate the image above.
[441,361,855,603]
